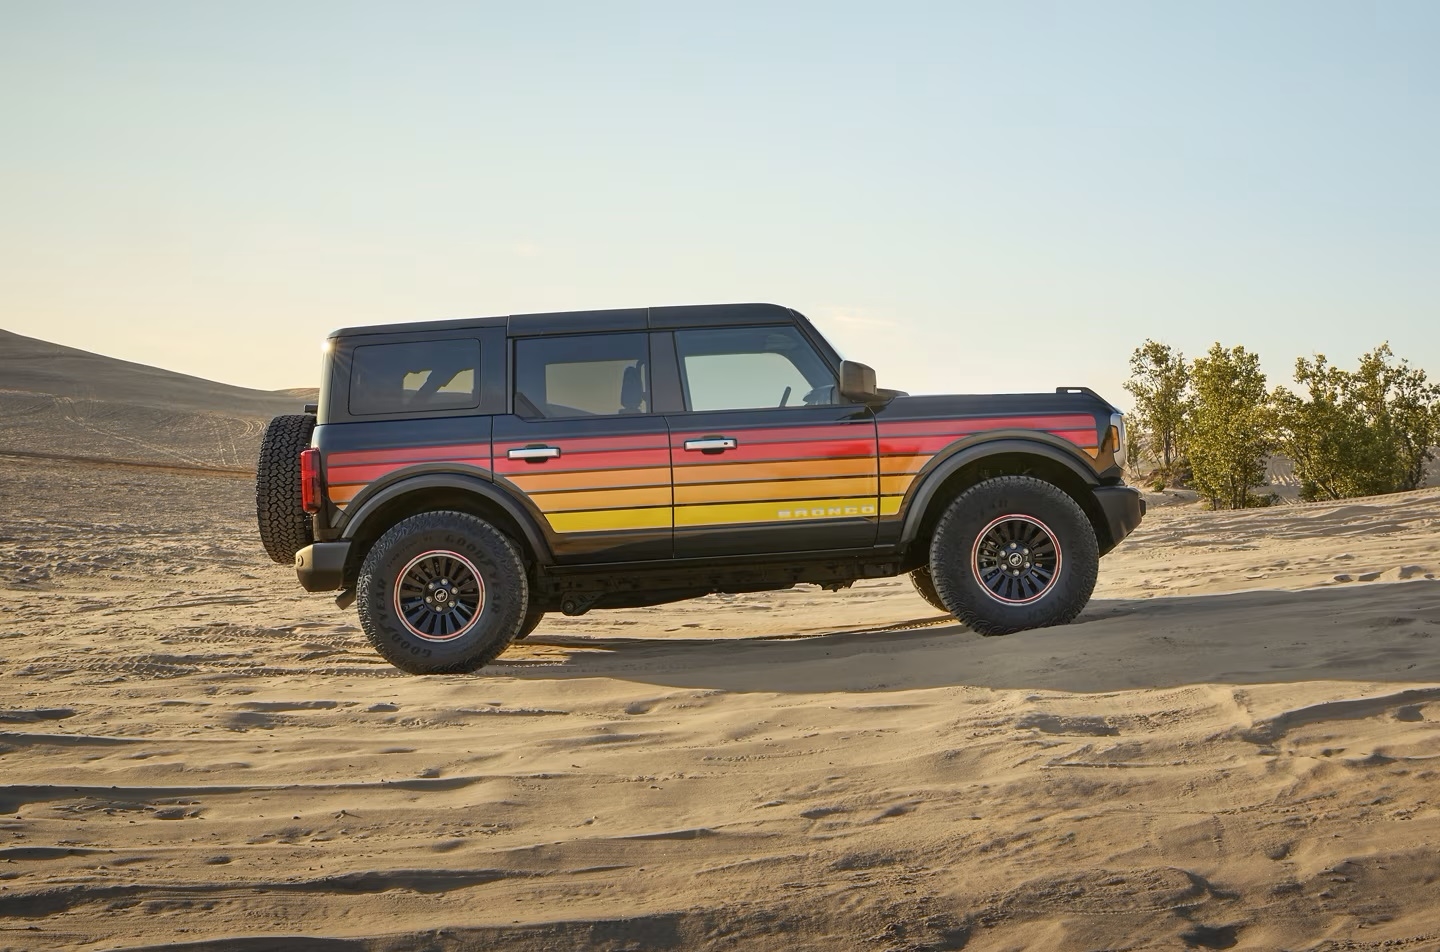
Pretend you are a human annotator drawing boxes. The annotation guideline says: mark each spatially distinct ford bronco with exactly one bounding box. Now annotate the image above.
[256,303,1144,673]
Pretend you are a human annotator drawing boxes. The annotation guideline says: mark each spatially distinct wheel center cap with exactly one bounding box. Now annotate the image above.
[1008,553,1025,567]
[434,589,449,603]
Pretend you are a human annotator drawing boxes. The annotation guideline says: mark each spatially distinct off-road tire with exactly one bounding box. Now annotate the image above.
[514,605,546,641]
[256,413,316,564]
[928,475,1098,636]
[356,511,528,674]
[909,566,949,614]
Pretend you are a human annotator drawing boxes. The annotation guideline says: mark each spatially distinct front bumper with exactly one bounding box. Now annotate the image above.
[1093,485,1146,553]
[295,541,351,592]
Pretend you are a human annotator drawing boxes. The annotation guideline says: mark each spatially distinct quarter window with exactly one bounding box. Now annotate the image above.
[348,339,481,416]
[514,333,649,418]
[675,325,840,412]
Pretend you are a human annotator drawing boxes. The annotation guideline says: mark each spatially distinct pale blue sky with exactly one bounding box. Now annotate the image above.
[2,1,1437,405]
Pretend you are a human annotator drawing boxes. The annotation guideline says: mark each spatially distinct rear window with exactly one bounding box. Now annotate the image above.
[513,333,649,418]
[348,339,481,416]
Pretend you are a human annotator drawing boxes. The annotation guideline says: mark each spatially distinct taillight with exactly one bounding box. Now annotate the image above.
[1107,412,1128,467]
[299,448,322,513]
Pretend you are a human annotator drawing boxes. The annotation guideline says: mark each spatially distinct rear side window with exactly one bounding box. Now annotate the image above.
[348,339,481,416]
[514,333,649,418]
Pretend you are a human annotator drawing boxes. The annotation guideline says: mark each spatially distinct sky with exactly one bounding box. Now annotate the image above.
[2,1,1438,407]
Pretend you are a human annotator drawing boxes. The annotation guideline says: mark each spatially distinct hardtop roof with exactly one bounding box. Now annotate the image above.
[328,302,802,339]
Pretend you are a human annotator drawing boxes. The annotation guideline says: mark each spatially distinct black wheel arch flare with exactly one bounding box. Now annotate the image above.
[896,432,1113,555]
[337,468,557,570]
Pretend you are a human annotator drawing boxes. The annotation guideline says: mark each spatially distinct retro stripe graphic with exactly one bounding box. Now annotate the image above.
[877,413,1100,517]
[324,413,1101,535]
[326,441,490,508]
[495,433,671,534]
[669,423,879,530]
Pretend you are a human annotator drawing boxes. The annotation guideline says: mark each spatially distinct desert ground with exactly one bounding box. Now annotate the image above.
[3,451,1440,952]
[4,330,1440,951]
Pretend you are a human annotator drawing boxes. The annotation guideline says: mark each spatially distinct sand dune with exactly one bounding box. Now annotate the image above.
[3,451,1440,951]
[0,329,306,469]
[0,329,307,417]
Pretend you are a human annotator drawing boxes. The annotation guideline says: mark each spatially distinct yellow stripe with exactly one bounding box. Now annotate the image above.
[546,506,671,533]
[674,476,876,506]
[880,496,903,516]
[533,486,671,513]
[880,474,915,496]
[676,496,879,528]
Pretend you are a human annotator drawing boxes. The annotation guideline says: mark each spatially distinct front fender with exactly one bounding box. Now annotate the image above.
[338,468,555,565]
[897,433,1101,547]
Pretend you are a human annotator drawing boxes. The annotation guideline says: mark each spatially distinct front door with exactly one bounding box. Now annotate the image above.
[664,324,880,559]
[493,330,672,564]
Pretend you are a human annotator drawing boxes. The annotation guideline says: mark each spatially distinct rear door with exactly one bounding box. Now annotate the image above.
[492,329,672,564]
[662,324,880,559]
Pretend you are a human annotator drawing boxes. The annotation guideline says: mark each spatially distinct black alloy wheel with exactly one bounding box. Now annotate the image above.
[970,514,1061,606]
[393,550,487,642]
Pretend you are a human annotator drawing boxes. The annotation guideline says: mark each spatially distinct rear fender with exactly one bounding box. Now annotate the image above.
[338,467,555,566]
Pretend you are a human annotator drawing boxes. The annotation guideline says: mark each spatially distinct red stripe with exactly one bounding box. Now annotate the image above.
[327,458,491,486]
[878,415,1096,436]
[674,438,876,467]
[493,447,672,475]
[1047,429,1101,446]
[880,428,1098,455]
[327,442,489,466]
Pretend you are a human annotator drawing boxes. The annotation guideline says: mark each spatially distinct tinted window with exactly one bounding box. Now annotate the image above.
[514,333,649,418]
[348,339,481,416]
[675,325,839,412]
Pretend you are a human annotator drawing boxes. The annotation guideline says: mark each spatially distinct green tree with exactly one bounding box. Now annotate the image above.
[1273,355,1386,500]
[1123,340,1192,473]
[1185,343,1273,510]
[1279,344,1440,500]
[1352,344,1440,492]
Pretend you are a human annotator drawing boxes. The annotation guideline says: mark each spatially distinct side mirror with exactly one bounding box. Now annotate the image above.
[838,360,879,402]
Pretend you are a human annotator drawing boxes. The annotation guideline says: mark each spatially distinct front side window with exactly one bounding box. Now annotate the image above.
[348,339,481,416]
[675,325,839,412]
[514,333,649,418]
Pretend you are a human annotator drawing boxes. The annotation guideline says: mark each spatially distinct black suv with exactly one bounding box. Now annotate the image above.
[256,303,1143,674]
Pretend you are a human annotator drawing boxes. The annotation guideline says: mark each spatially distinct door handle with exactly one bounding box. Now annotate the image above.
[508,445,561,462]
[683,437,737,453]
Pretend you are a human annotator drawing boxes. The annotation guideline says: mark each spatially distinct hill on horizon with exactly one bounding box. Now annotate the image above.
[0,328,313,417]
[0,327,310,471]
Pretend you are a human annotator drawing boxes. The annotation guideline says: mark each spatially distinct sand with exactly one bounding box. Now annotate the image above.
[4,328,1440,950]
[2,451,1439,951]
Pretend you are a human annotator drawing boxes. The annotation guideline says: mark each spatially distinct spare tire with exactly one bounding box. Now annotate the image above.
[256,413,316,564]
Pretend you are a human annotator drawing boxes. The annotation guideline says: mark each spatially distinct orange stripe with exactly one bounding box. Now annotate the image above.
[881,474,915,496]
[880,454,932,476]
[507,466,670,494]
[532,486,671,513]
[673,457,876,484]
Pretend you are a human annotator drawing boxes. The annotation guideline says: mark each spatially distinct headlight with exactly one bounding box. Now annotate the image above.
[1108,412,1127,467]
